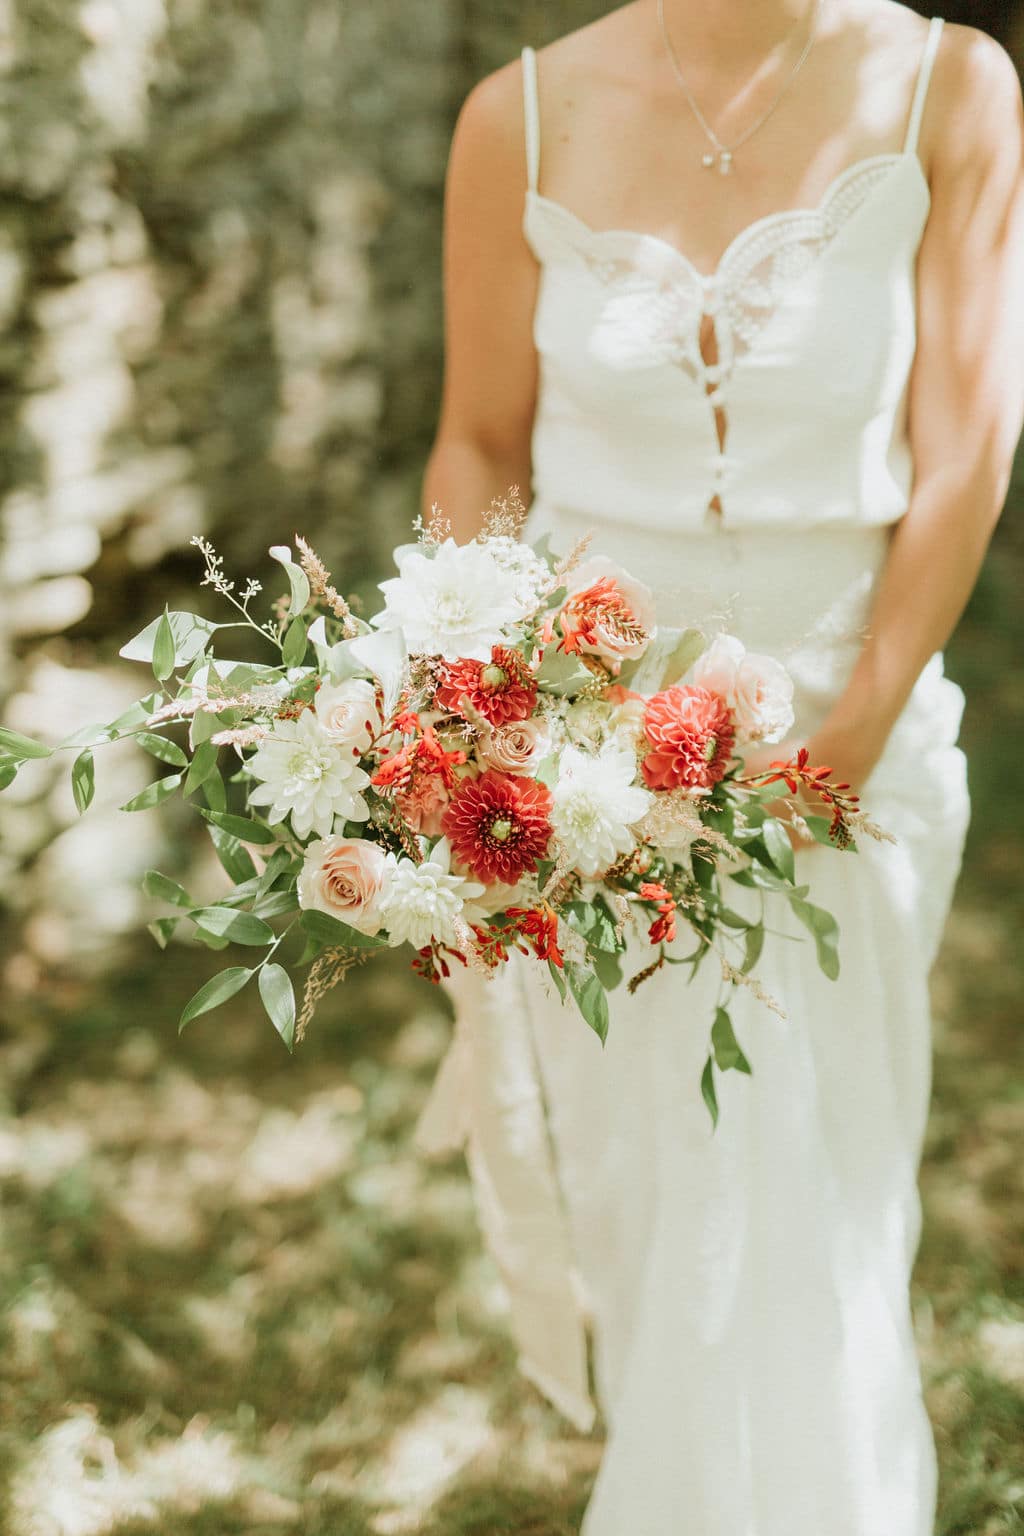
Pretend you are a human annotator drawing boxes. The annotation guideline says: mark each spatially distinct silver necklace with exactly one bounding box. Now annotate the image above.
[657,0,823,175]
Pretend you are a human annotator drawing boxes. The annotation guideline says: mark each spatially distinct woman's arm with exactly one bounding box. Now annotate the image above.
[422,60,541,542]
[806,27,1024,787]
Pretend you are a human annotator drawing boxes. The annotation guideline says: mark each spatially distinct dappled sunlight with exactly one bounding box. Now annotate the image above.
[0,0,1021,1529]
[366,1385,497,1514]
[8,1409,284,1536]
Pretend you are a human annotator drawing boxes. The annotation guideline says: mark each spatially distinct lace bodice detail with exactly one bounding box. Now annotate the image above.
[528,155,912,407]
[519,18,944,534]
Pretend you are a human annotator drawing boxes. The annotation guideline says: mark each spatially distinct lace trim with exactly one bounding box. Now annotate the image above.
[530,158,905,394]
[525,154,923,524]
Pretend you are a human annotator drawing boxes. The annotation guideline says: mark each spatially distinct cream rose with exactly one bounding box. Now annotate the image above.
[476,717,548,774]
[693,634,795,745]
[314,679,382,756]
[297,836,391,935]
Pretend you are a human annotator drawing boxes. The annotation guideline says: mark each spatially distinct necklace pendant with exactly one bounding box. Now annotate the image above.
[701,152,716,170]
[718,150,734,176]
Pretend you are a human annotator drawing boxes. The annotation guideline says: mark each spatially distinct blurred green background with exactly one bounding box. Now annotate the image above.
[0,2,1022,1532]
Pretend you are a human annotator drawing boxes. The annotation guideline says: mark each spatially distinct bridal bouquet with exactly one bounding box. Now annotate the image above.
[0,491,877,1124]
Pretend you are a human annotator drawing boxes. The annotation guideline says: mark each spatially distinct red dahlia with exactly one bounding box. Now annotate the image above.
[441,770,553,885]
[642,685,735,791]
[437,645,538,726]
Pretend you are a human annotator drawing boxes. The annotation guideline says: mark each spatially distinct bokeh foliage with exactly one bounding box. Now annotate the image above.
[0,3,1022,1532]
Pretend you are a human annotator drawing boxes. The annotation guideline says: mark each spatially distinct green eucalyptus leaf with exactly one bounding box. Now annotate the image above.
[711,1006,752,1074]
[135,732,188,767]
[148,917,180,950]
[201,810,276,844]
[190,907,276,946]
[535,646,596,698]
[0,757,19,791]
[0,726,52,761]
[71,750,95,813]
[60,722,118,749]
[656,627,707,690]
[789,896,841,981]
[741,922,765,974]
[184,740,218,794]
[107,695,164,737]
[565,959,609,1045]
[207,822,258,883]
[120,773,183,812]
[282,616,308,668]
[546,957,568,1002]
[121,611,217,667]
[200,767,227,812]
[761,817,796,883]
[253,890,300,920]
[700,1054,719,1129]
[258,846,299,887]
[193,929,231,951]
[179,966,253,1030]
[189,709,224,747]
[143,869,194,909]
[299,909,387,950]
[567,897,623,954]
[590,947,624,991]
[259,962,296,1051]
[152,609,176,682]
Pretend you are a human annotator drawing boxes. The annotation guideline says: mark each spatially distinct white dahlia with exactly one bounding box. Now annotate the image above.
[372,538,532,661]
[379,837,485,950]
[551,741,653,878]
[247,707,371,839]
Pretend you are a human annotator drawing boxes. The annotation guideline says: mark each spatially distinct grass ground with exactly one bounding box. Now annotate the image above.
[0,548,1022,1535]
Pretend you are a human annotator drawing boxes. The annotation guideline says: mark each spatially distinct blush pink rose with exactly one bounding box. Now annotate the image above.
[297,835,391,935]
[476,717,548,774]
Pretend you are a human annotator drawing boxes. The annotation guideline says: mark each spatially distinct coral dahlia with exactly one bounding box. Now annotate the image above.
[441,770,553,885]
[642,685,736,791]
[436,645,538,727]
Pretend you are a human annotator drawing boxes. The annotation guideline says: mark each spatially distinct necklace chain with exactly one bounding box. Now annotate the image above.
[657,0,823,174]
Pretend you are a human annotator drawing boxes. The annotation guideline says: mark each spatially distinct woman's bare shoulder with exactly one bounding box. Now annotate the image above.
[924,19,1023,180]
[455,3,643,135]
[447,6,642,222]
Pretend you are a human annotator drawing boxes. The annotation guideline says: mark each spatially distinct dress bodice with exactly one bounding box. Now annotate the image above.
[520,17,944,534]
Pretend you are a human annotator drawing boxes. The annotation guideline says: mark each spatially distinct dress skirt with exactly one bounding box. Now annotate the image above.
[413,507,969,1536]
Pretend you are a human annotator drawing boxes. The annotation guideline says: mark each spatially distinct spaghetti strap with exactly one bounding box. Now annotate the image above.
[903,16,945,156]
[521,45,540,194]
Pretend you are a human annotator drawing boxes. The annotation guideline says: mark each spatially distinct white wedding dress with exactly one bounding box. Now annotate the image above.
[414,16,970,1535]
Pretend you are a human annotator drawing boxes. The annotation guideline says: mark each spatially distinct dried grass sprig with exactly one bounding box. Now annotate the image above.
[296,947,371,1043]
[482,486,528,540]
[294,535,361,638]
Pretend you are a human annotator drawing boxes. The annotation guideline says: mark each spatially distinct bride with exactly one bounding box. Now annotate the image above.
[412,2,1024,1532]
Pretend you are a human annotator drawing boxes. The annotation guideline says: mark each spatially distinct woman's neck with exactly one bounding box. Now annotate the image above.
[657,0,819,65]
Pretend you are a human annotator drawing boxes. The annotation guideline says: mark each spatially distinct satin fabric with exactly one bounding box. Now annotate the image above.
[414,17,965,1534]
